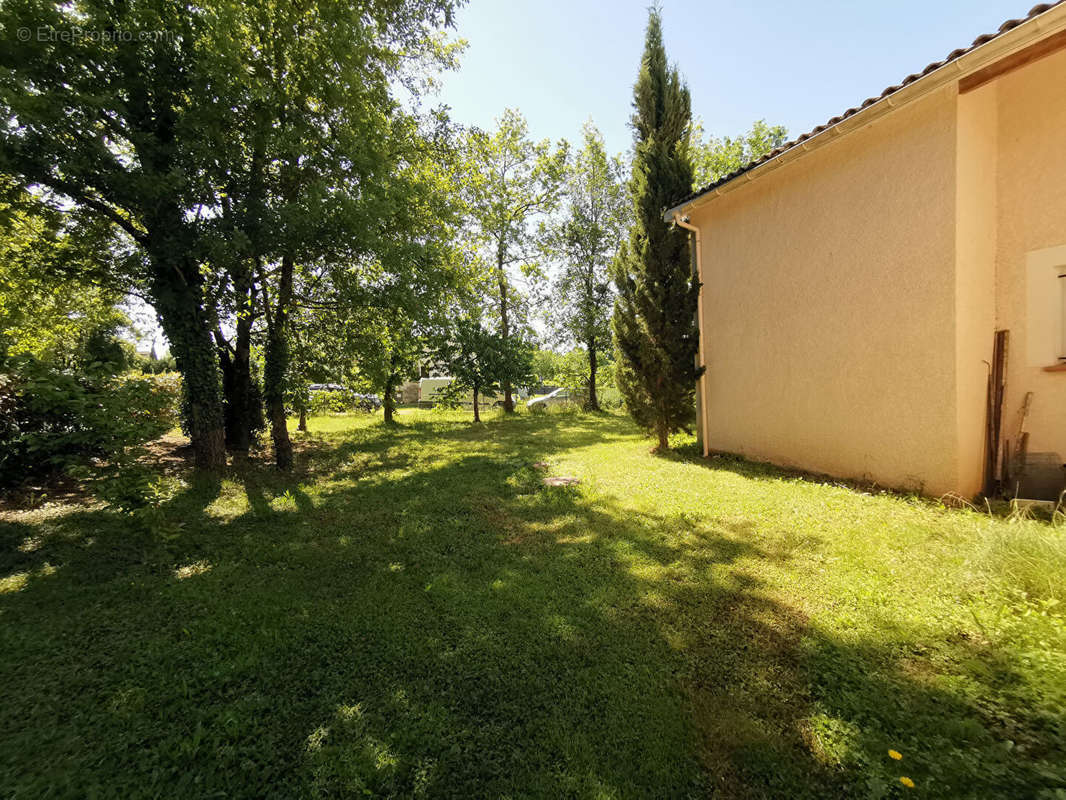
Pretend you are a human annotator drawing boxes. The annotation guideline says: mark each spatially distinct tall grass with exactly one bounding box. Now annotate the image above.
[972,517,1066,607]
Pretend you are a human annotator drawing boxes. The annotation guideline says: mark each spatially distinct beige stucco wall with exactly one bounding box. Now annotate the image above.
[689,86,961,495]
[955,82,998,498]
[994,48,1066,477]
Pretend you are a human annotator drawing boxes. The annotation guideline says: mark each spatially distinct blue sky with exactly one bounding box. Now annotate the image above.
[436,0,1035,154]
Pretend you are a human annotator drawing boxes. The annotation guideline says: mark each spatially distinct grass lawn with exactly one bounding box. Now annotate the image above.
[1,409,1064,798]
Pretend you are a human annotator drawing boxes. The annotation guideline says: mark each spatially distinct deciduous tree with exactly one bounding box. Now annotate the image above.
[0,202,132,372]
[0,0,462,468]
[543,120,627,411]
[463,110,566,413]
[690,118,787,188]
[437,318,534,423]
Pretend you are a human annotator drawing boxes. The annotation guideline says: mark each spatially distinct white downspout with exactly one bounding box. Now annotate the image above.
[672,212,710,457]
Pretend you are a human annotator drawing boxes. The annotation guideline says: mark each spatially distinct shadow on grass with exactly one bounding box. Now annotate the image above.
[0,413,1061,798]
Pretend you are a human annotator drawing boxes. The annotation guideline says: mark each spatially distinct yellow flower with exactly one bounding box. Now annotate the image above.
[900,776,916,789]
[888,749,903,761]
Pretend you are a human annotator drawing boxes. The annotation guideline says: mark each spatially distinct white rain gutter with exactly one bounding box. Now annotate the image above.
[663,1,1066,223]
[672,213,710,457]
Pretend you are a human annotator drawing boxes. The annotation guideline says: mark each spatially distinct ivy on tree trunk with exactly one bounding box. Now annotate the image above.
[148,247,227,470]
[263,255,294,471]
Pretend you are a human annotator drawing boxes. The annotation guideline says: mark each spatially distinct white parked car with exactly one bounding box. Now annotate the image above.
[526,387,571,410]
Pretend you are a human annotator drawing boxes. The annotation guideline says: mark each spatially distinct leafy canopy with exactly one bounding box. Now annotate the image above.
[462,109,568,334]
[0,202,133,372]
[436,318,534,421]
[543,121,628,348]
[690,118,788,188]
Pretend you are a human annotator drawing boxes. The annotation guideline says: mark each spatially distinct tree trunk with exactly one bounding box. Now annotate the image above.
[298,409,307,432]
[383,372,398,425]
[496,252,515,413]
[127,85,226,470]
[215,330,237,445]
[264,254,294,470]
[472,384,481,423]
[222,138,265,453]
[215,317,257,455]
[230,276,260,452]
[656,421,669,452]
[149,249,226,470]
[586,342,600,412]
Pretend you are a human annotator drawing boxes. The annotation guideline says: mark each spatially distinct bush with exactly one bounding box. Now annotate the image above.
[352,393,382,413]
[538,349,620,410]
[308,389,382,415]
[130,351,178,374]
[598,386,623,410]
[0,357,180,488]
[309,390,352,415]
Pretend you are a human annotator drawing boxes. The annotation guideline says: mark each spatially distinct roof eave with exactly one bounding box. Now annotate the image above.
[664,1,1066,223]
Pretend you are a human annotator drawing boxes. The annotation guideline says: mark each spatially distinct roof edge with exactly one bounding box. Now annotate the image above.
[665,1,1066,222]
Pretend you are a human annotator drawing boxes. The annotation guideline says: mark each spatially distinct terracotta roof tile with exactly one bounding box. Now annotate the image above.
[671,2,1064,210]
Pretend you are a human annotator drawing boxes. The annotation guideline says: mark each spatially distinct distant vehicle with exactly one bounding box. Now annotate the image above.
[526,387,571,410]
[352,393,382,412]
[308,383,346,392]
[419,377,526,407]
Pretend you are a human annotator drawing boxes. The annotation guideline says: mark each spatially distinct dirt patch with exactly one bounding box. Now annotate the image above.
[543,476,580,487]
[142,434,196,471]
[0,472,95,515]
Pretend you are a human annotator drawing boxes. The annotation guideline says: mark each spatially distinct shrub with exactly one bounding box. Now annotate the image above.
[352,393,382,413]
[0,357,180,488]
[309,390,353,415]
[598,386,623,410]
[130,351,178,374]
[308,389,382,415]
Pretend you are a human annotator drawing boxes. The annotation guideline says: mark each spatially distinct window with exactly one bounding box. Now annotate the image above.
[1025,245,1066,369]
[1061,272,1066,361]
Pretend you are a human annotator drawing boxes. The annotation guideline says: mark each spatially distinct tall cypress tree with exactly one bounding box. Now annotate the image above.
[612,8,703,451]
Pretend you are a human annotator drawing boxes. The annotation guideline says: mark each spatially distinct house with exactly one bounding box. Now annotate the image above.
[665,2,1066,499]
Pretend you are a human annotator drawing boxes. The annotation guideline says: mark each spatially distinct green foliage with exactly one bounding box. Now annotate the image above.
[436,318,534,421]
[304,389,382,417]
[0,0,231,463]
[612,9,703,449]
[689,118,788,188]
[530,348,562,385]
[308,391,353,416]
[0,204,132,372]
[0,358,179,487]
[537,348,619,409]
[463,109,567,410]
[130,351,179,374]
[335,122,475,424]
[85,459,167,514]
[0,0,464,467]
[542,121,627,410]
